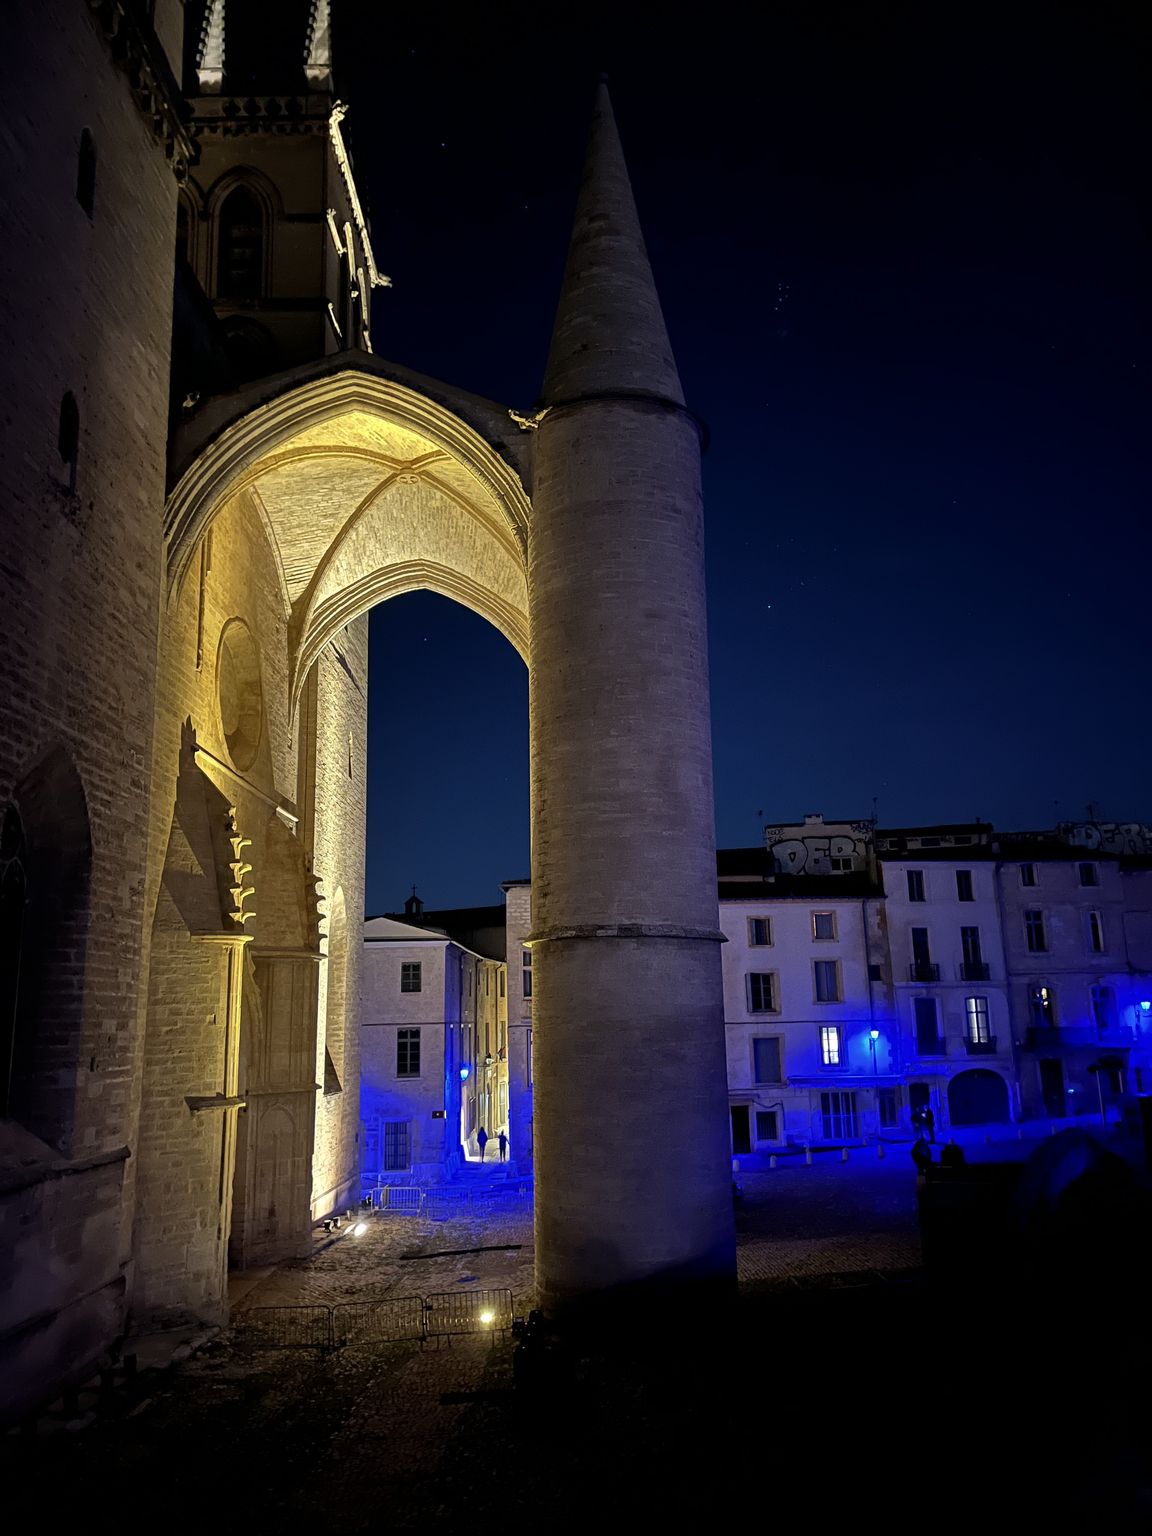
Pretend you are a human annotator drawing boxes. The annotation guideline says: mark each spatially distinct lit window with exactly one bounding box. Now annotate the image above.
[1078,862,1099,888]
[522,946,532,998]
[1020,863,1037,888]
[1028,984,1056,1029]
[400,961,422,993]
[1024,910,1047,953]
[814,960,841,1003]
[955,870,974,902]
[752,1037,782,1083]
[1088,911,1105,954]
[396,1028,420,1077]
[907,870,925,902]
[820,1025,842,1066]
[748,917,772,947]
[965,996,990,1044]
[747,972,777,1013]
[812,911,836,941]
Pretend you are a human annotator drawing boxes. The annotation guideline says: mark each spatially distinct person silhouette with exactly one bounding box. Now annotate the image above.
[498,1130,508,1161]
[477,1126,488,1162]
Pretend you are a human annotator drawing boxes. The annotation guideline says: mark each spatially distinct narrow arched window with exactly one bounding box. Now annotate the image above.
[0,806,28,1118]
[58,391,79,492]
[77,129,96,217]
[217,186,264,299]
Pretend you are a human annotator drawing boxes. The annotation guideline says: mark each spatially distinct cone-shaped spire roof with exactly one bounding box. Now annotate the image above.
[543,83,684,408]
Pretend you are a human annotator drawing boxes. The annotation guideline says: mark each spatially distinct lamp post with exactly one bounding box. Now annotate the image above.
[869,1028,881,1137]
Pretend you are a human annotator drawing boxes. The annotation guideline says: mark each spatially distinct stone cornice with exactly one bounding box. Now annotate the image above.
[190,93,333,136]
[85,0,195,180]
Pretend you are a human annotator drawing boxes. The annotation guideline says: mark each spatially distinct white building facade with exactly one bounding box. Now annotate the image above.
[360,916,507,1183]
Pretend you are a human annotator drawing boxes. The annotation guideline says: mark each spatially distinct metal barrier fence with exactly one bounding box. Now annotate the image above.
[332,1296,427,1347]
[232,1288,515,1351]
[373,1184,532,1214]
[425,1288,514,1337]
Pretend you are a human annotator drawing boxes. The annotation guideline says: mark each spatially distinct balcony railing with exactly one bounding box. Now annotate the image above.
[908,962,940,983]
[959,960,991,981]
[1023,1024,1134,1051]
[915,1036,948,1057]
[964,1037,998,1056]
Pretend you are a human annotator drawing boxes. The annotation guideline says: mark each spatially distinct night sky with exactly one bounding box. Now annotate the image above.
[331,2,1150,913]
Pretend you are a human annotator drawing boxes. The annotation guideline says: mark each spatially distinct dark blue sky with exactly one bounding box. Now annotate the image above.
[338,2,1149,914]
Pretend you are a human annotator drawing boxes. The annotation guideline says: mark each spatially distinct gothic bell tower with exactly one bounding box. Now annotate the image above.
[174,0,388,398]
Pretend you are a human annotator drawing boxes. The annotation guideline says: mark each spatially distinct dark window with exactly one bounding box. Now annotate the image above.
[747,972,776,1012]
[755,1110,779,1143]
[812,911,836,941]
[955,870,974,902]
[961,926,983,965]
[1078,862,1099,888]
[911,927,932,965]
[820,1089,858,1138]
[400,961,421,993]
[868,962,884,983]
[217,186,264,299]
[1020,863,1037,888]
[1088,911,1105,954]
[752,1036,782,1084]
[383,1120,411,1171]
[522,947,532,998]
[814,960,840,1002]
[877,1086,900,1128]
[914,997,940,1053]
[396,1028,420,1077]
[830,856,853,873]
[748,917,771,947]
[77,129,96,217]
[1024,910,1047,953]
[1091,985,1117,1034]
[499,970,505,998]
[907,870,925,902]
[58,392,79,492]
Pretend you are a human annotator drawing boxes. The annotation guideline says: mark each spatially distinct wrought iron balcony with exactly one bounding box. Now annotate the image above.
[959,960,991,981]
[909,961,940,982]
[1023,1024,1134,1050]
[964,1037,998,1056]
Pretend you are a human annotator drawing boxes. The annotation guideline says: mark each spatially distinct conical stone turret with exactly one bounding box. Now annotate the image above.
[543,83,684,408]
[529,85,735,1317]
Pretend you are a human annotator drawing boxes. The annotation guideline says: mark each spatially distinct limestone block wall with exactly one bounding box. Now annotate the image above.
[503,882,534,1167]
[137,489,318,1321]
[0,0,180,1407]
[307,621,369,1218]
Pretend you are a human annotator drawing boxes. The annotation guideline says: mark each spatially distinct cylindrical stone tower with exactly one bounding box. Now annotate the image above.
[530,85,736,1313]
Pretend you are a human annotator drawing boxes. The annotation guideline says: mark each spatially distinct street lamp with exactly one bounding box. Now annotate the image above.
[869,1027,880,1074]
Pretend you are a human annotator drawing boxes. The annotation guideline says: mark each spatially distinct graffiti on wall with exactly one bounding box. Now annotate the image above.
[1059,822,1152,856]
[765,823,873,875]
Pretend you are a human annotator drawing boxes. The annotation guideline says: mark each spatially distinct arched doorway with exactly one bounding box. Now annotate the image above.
[948,1069,1010,1126]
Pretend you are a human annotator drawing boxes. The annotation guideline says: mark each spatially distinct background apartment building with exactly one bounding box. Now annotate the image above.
[361,899,507,1183]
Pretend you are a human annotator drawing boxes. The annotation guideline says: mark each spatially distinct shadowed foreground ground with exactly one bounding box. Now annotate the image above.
[5,1151,1149,1529]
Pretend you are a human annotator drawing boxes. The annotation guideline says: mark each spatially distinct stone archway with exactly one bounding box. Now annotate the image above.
[948,1069,1011,1127]
[135,362,531,1324]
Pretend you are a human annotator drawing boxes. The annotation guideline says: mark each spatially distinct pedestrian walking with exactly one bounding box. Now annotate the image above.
[498,1130,508,1161]
[924,1106,936,1143]
[477,1126,488,1162]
